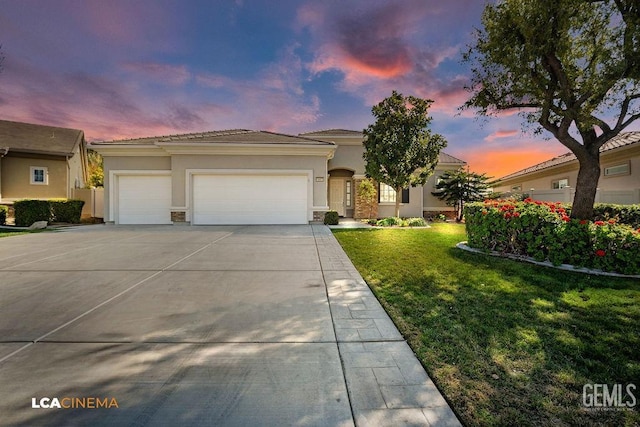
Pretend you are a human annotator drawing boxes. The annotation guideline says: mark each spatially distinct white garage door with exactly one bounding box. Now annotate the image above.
[193,174,308,225]
[118,175,172,224]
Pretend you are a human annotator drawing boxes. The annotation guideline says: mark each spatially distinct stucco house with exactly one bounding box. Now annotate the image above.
[495,132,640,204]
[301,129,466,219]
[91,128,466,225]
[0,120,88,203]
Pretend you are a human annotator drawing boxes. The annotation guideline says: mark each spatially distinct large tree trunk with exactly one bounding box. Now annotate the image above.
[395,186,401,218]
[571,150,601,220]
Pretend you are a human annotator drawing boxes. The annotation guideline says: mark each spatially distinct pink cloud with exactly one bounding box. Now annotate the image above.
[484,129,520,142]
[69,1,182,49]
[122,62,191,86]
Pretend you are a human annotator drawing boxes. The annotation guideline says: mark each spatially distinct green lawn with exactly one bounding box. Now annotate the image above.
[333,223,639,426]
[0,230,30,238]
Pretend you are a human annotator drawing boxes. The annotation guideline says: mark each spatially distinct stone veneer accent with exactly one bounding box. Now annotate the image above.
[171,211,186,223]
[353,178,378,220]
[312,210,327,223]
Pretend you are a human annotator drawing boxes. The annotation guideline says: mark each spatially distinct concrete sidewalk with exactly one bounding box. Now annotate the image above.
[312,225,460,426]
[0,224,459,426]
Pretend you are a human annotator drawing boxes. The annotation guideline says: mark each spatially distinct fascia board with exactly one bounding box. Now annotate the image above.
[156,142,336,158]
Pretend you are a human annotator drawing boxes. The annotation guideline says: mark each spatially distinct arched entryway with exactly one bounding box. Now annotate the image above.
[328,169,354,217]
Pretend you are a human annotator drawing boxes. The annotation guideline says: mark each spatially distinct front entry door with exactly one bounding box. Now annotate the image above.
[329,178,345,216]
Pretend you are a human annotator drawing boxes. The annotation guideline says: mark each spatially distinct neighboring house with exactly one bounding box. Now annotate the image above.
[91,128,466,225]
[495,132,640,205]
[301,129,467,220]
[0,120,88,203]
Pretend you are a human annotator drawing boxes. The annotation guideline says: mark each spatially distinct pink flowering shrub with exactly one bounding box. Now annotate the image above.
[465,199,640,275]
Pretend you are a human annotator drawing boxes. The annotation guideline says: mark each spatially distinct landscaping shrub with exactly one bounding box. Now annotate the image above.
[377,217,404,227]
[0,205,7,225]
[14,200,51,227]
[50,199,85,223]
[593,203,640,228]
[465,199,640,275]
[323,210,339,225]
[406,217,427,227]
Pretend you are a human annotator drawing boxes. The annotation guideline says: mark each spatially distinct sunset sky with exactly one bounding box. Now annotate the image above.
[1,0,637,178]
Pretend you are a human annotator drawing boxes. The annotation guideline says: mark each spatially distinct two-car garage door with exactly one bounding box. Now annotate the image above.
[192,174,308,225]
[116,173,308,225]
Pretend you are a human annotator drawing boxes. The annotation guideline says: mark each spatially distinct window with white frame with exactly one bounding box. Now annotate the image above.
[345,180,352,207]
[378,183,409,203]
[552,178,569,189]
[604,163,630,177]
[379,183,396,203]
[30,166,48,185]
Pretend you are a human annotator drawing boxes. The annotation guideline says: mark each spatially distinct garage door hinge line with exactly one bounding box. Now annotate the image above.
[0,232,234,364]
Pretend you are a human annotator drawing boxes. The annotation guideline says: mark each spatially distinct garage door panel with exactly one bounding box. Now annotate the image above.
[118,175,172,225]
[193,175,308,225]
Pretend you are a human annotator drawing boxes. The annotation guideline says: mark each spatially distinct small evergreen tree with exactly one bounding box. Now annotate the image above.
[432,169,492,222]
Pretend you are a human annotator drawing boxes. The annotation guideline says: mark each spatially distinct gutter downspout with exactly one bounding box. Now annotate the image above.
[66,155,71,199]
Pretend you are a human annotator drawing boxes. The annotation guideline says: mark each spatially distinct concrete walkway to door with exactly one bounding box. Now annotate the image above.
[0,224,460,426]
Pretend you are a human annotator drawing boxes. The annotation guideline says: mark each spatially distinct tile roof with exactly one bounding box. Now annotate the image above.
[0,119,84,156]
[499,131,640,180]
[438,152,467,165]
[92,129,335,146]
[301,129,466,165]
[300,129,364,137]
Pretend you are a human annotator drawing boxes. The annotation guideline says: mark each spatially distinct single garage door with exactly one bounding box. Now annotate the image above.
[193,174,308,224]
[118,175,172,224]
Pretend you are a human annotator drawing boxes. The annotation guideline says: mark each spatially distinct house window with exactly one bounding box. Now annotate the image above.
[552,178,569,189]
[345,180,352,207]
[604,163,630,177]
[379,183,396,203]
[378,183,409,203]
[30,167,48,185]
[511,185,522,192]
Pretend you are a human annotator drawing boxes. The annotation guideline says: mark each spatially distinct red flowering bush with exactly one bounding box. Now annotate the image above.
[465,199,640,275]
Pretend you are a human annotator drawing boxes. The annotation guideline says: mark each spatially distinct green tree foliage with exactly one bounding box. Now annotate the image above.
[463,0,640,220]
[432,169,492,222]
[363,91,447,218]
[86,149,103,187]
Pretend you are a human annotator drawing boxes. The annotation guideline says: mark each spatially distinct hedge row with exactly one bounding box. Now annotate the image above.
[14,199,85,227]
[0,205,7,226]
[593,204,640,229]
[465,199,640,275]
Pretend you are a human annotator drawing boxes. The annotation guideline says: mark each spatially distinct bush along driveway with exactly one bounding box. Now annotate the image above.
[333,223,640,426]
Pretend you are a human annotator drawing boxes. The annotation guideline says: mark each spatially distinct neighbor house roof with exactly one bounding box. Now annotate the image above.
[0,119,85,156]
[92,129,335,146]
[499,131,640,181]
[300,129,364,137]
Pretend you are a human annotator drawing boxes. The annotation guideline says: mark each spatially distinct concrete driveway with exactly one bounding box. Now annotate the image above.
[0,225,459,426]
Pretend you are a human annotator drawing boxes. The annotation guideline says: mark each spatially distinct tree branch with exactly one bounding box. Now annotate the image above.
[614,93,640,131]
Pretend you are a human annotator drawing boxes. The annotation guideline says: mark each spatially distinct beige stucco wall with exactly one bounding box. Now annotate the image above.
[423,170,457,211]
[377,186,424,218]
[67,147,86,193]
[0,156,67,200]
[329,145,365,175]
